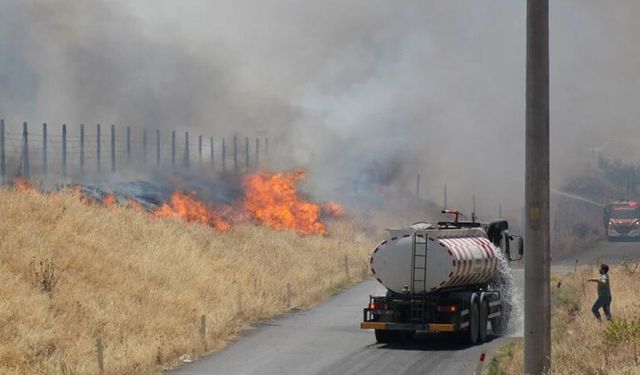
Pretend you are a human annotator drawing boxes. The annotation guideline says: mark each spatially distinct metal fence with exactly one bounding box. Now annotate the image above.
[0,119,269,185]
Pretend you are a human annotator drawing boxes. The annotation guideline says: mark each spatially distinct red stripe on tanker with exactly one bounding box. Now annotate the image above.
[371,228,501,293]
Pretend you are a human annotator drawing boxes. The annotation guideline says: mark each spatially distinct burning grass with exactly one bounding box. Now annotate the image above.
[0,188,372,374]
[16,169,342,235]
[489,263,640,374]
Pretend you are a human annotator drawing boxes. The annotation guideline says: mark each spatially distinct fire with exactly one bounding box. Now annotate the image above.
[127,199,144,210]
[322,202,344,217]
[10,170,343,235]
[242,169,330,235]
[103,194,116,207]
[153,191,231,231]
[15,178,35,191]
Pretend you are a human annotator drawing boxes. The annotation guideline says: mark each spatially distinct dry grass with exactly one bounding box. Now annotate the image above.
[0,188,373,374]
[490,262,640,375]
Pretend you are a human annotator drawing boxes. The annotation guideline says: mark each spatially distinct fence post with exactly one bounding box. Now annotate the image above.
[233,135,238,171]
[96,124,101,174]
[156,129,161,166]
[198,135,203,166]
[111,125,116,173]
[126,126,131,165]
[143,128,148,164]
[200,315,207,350]
[62,124,67,178]
[286,283,292,308]
[183,131,190,169]
[255,137,259,169]
[245,137,249,170]
[80,124,85,178]
[0,119,4,184]
[96,337,104,374]
[344,255,350,280]
[42,123,48,178]
[222,138,226,171]
[22,122,30,179]
[171,130,176,167]
[210,137,214,170]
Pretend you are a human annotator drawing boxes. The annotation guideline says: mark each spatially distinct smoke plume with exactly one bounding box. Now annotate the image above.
[2,1,640,218]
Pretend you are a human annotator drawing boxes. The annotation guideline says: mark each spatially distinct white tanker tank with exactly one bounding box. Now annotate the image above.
[370,225,501,294]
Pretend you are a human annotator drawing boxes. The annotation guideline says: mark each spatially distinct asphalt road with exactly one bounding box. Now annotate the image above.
[174,270,524,375]
[172,241,640,375]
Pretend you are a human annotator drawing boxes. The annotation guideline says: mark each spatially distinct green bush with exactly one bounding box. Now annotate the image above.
[603,319,640,347]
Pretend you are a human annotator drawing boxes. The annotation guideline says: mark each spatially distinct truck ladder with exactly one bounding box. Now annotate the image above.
[410,232,428,322]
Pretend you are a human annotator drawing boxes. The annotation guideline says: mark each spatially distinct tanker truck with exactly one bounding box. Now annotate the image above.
[360,211,523,345]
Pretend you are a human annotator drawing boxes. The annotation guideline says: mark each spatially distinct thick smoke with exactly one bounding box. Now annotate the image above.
[2,1,640,217]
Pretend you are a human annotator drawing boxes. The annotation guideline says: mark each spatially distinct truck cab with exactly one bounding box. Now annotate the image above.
[605,200,640,241]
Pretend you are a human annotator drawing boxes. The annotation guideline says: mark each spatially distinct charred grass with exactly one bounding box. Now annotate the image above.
[0,188,373,374]
[489,263,640,374]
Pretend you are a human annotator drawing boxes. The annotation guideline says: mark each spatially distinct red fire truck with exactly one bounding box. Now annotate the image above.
[604,200,640,241]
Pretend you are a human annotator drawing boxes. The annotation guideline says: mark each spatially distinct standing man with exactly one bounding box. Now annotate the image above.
[588,264,612,321]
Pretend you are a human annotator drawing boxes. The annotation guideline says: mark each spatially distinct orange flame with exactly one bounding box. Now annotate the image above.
[10,170,343,235]
[103,194,116,207]
[242,169,331,235]
[153,191,231,231]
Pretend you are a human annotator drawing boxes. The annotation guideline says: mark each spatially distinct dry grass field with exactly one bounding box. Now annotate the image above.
[0,188,373,374]
[489,262,640,374]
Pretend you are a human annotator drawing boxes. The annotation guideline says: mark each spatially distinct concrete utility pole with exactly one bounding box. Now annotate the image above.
[524,1,551,374]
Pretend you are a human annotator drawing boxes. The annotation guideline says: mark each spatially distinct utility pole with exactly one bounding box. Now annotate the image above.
[416,173,421,198]
[524,1,551,374]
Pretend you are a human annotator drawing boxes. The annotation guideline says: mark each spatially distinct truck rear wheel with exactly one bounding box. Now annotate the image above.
[375,330,411,344]
[479,301,488,342]
[375,329,390,343]
[465,302,480,345]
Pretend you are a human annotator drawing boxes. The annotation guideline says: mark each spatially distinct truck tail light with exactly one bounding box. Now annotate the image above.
[369,302,385,310]
[437,305,457,313]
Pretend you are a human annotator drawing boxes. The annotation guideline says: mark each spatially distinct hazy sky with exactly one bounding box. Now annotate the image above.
[2,1,640,214]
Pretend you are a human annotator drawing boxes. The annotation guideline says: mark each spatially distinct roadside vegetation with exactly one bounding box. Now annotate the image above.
[0,188,373,374]
[489,261,640,374]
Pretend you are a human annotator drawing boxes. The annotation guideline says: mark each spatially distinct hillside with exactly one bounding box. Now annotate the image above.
[0,188,372,374]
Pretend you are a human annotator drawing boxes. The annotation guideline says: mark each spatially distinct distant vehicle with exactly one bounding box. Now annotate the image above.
[360,211,523,345]
[604,200,640,241]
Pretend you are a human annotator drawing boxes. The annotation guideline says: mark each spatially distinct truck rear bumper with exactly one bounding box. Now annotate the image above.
[360,322,455,333]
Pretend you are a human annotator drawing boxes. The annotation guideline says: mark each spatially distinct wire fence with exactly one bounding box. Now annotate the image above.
[0,119,270,185]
